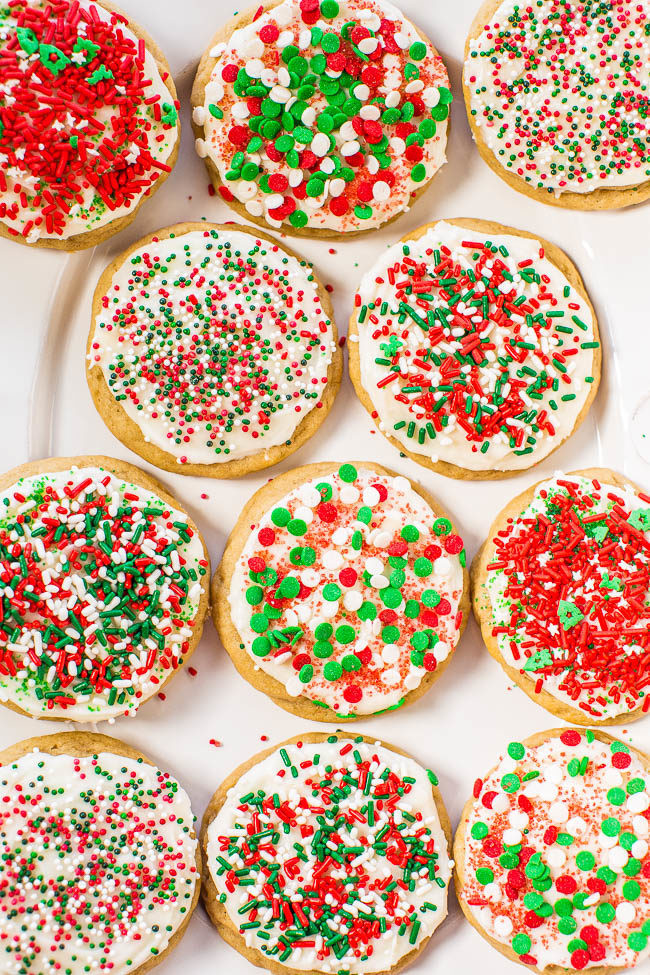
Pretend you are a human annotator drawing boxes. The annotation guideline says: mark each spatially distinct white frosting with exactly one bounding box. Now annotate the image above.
[0,0,178,241]
[464,0,650,196]
[89,228,337,465]
[207,737,451,972]
[0,748,197,974]
[229,466,465,714]
[463,733,650,970]
[484,473,650,720]
[0,466,205,720]
[355,221,597,471]
[200,0,449,231]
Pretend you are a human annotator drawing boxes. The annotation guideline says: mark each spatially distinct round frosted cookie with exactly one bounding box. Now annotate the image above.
[454,727,650,973]
[213,461,469,720]
[0,0,180,249]
[87,223,342,477]
[473,467,650,725]
[201,730,452,974]
[0,731,200,975]
[191,0,452,237]
[0,456,210,721]
[462,0,650,210]
[349,218,601,479]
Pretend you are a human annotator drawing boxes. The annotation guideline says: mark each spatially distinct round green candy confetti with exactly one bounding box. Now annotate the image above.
[433,518,452,536]
[557,917,577,935]
[317,112,334,132]
[287,518,307,536]
[405,599,420,619]
[241,162,259,180]
[624,858,642,877]
[315,622,333,640]
[250,613,269,633]
[354,204,373,220]
[554,898,574,917]
[389,568,405,587]
[320,0,339,15]
[576,851,595,871]
[299,664,313,683]
[279,576,300,598]
[261,99,282,118]
[607,787,626,806]
[314,641,333,658]
[475,867,493,885]
[335,624,355,644]
[321,32,340,53]
[358,601,377,621]
[507,742,525,761]
[410,631,428,651]
[246,585,264,605]
[409,41,427,60]
[620,832,637,851]
[419,119,436,139]
[501,773,520,793]
[596,903,616,924]
[410,163,426,183]
[413,557,432,577]
[597,866,617,885]
[306,178,324,197]
[382,625,400,644]
[500,851,520,869]
[401,525,419,543]
[567,939,588,953]
[342,654,361,672]
[601,817,620,836]
[421,590,441,608]
[339,464,357,483]
[523,892,544,910]
[271,507,290,527]
[322,583,341,601]
[629,932,647,952]
[251,637,271,657]
[623,880,641,901]
[471,822,488,840]
[275,134,294,152]
[323,660,342,681]
[430,103,449,122]
[511,934,531,956]
[289,210,308,228]
[316,481,332,501]
[410,649,424,667]
[627,777,646,794]
[381,587,402,609]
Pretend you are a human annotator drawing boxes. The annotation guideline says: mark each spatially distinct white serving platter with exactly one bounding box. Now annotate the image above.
[1,0,650,972]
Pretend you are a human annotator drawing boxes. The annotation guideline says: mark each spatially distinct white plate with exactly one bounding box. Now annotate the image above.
[1,1,650,973]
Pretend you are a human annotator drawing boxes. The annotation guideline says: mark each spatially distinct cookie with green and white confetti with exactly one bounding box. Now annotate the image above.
[472,467,650,726]
[213,461,469,721]
[87,222,342,478]
[191,0,452,236]
[0,456,210,722]
[348,217,601,480]
[454,727,650,973]
[0,731,200,975]
[201,730,452,974]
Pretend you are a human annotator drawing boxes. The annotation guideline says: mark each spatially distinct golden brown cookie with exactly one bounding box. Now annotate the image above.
[0,731,200,975]
[213,460,469,721]
[462,0,650,210]
[0,455,210,721]
[86,222,342,477]
[0,0,180,250]
[201,730,452,975]
[454,726,650,973]
[472,467,650,725]
[191,0,452,237]
[348,217,601,480]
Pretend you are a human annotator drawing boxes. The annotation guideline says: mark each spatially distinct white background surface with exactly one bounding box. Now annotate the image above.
[1,0,650,972]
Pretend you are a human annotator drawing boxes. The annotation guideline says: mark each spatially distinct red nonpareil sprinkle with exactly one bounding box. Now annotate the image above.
[209,739,222,747]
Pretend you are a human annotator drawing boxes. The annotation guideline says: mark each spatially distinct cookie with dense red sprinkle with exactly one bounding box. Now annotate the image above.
[473,467,650,725]
[213,460,469,720]
[0,455,210,721]
[348,217,601,479]
[87,222,342,477]
[0,0,180,250]
[191,0,452,237]
[463,0,650,210]
[201,730,452,974]
[0,731,200,975]
[454,727,650,973]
